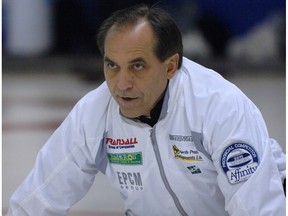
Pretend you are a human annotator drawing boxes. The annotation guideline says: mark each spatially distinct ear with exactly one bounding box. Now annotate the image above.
[166,53,179,80]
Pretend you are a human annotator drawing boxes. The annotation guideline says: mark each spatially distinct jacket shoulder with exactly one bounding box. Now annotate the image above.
[64,82,112,136]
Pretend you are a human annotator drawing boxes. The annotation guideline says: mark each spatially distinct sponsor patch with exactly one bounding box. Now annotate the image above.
[106,137,138,149]
[169,134,193,142]
[187,165,202,174]
[221,143,259,184]
[116,171,143,191]
[173,145,203,162]
[108,152,142,165]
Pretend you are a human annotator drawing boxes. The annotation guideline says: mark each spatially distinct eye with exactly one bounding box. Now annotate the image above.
[106,62,118,70]
[133,63,144,71]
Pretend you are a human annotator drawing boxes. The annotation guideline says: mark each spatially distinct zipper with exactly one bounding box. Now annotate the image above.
[150,127,188,216]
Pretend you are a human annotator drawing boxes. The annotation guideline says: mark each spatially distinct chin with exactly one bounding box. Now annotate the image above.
[120,109,142,119]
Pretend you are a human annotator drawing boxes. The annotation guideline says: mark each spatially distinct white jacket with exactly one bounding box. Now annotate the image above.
[7,57,286,216]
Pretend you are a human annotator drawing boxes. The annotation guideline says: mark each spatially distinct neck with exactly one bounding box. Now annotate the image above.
[137,81,169,126]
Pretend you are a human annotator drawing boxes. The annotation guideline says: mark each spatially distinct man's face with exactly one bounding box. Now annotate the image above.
[103,21,177,118]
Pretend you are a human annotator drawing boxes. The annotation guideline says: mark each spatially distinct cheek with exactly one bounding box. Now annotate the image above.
[105,78,116,96]
[154,72,169,90]
[105,72,116,90]
[142,77,167,100]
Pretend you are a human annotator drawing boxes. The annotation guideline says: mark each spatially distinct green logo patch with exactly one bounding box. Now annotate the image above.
[187,165,202,174]
[108,152,143,165]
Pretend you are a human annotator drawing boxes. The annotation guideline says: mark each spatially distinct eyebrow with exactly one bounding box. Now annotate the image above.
[104,56,114,63]
[129,57,147,64]
[104,56,147,65]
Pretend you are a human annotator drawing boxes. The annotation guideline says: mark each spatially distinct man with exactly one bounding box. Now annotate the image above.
[7,4,285,216]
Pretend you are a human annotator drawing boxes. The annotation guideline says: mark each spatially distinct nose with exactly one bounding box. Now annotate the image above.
[117,70,133,90]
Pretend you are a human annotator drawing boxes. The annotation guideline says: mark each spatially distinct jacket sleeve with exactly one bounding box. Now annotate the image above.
[205,92,286,216]
[6,95,107,216]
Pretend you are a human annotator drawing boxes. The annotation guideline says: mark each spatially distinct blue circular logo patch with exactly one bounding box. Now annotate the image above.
[220,143,259,184]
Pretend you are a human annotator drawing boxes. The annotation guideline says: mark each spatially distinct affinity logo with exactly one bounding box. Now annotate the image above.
[221,143,259,184]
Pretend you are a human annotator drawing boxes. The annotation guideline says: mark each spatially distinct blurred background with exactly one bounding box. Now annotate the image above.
[2,0,286,215]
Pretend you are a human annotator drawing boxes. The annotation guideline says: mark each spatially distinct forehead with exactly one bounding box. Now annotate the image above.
[104,21,157,61]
